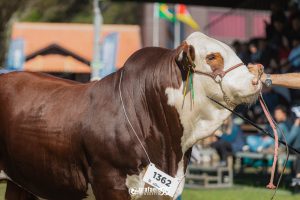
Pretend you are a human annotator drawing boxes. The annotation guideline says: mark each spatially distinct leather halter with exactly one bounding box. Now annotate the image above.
[184,60,244,108]
[193,62,244,83]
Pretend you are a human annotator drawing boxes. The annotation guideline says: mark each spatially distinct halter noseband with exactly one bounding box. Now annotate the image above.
[193,62,244,83]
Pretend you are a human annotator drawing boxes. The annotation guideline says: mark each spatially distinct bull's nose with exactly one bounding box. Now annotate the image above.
[252,77,259,85]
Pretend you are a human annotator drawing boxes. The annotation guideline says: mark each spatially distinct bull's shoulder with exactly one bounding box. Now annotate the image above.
[0,71,80,86]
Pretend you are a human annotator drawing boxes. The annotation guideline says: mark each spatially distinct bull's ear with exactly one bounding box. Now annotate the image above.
[175,41,196,73]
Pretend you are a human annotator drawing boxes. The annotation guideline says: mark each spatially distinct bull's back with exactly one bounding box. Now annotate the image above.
[0,72,92,199]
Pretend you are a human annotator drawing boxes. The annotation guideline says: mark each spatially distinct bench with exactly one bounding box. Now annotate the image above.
[235,151,297,174]
[185,163,233,189]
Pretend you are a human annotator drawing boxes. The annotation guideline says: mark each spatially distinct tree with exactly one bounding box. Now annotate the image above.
[0,0,141,66]
[0,0,92,66]
[0,0,28,66]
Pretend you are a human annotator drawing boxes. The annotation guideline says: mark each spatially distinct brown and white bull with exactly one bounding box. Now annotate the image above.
[0,32,261,200]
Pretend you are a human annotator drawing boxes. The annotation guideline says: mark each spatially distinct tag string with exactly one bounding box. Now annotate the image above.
[119,70,188,192]
[119,70,152,164]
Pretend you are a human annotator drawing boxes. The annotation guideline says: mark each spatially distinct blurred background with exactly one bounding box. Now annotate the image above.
[1,0,300,199]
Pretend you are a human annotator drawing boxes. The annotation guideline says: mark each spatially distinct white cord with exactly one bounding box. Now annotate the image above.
[119,70,152,164]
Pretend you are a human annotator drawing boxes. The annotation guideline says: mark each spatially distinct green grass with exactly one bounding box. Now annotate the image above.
[0,182,299,200]
[0,183,5,199]
[182,186,300,200]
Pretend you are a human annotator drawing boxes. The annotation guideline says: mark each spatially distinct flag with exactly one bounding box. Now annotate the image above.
[159,3,175,22]
[176,4,199,30]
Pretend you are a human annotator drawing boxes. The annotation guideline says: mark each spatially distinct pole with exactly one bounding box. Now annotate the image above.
[153,3,159,46]
[91,0,103,81]
[174,4,180,48]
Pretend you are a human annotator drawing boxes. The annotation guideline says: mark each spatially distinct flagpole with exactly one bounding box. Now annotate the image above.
[91,0,103,81]
[174,4,180,48]
[153,3,159,46]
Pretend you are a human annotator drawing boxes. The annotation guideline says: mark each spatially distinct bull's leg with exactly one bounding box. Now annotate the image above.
[5,181,38,200]
[91,181,130,200]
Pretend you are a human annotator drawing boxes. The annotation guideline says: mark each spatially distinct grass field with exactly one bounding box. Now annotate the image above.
[0,183,5,199]
[182,187,300,200]
[0,182,299,200]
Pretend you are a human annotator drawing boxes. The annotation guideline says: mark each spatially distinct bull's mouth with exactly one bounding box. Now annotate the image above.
[233,83,262,105]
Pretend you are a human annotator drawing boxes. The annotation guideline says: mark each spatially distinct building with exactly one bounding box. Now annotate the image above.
[8,22,141,82]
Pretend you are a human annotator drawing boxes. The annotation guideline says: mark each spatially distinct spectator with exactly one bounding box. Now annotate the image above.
[266,1,288,44]
[266,12,290,58]
[288,35,300,71]
[249,40,260,64]
[246,134,273,153]
[257,38,276,69]
[286,118,300,150]
[274,105,291,131]
[287,1,300,25]
[211,117,245,166]
[240,42,251,64]
[246,105,294,152]
[232,40,241,54]
[232,40,251,64]
[246,105,290,152]
[289,14,300,47]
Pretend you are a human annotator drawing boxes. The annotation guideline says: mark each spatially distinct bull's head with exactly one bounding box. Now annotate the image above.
[176,32,261,107]
[165,32,263,154]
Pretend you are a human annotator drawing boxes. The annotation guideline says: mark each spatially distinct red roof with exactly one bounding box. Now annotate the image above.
[12,22,142,72]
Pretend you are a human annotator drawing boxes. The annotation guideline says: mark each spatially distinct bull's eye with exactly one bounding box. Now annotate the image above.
[207,54,215,61]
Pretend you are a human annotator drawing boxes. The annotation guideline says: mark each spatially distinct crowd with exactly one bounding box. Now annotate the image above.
[233,1,300,115]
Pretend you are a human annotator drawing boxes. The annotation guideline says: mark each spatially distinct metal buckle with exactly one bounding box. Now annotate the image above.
[214,75,222,83]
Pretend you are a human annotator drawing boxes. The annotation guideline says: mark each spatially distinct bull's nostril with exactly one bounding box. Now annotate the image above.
[252,78,259,85]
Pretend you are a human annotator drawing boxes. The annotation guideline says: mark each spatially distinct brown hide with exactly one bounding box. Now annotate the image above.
[0,47,191,199]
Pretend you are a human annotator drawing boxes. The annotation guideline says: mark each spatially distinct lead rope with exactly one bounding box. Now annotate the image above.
[259,95,279,190]
[259,94,290,199]
[119,70,151,164]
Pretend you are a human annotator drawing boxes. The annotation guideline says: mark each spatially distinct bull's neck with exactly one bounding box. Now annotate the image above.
[166,74,232,153]
[140,55,185,175]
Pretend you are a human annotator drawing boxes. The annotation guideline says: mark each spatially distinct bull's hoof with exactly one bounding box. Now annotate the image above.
[266,183,276,189]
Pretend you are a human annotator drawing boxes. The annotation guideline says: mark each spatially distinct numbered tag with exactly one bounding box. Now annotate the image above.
[143,163,181,197]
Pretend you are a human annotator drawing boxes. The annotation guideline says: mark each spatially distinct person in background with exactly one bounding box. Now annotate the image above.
[288,35,300,72]
[232,40,251,64]
[211,117,245,166]
[246,105,290,152]
[289,13,300,46]
[285,117,300,180]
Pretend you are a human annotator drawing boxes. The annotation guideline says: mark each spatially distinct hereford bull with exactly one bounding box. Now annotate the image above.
[0,32,261,200]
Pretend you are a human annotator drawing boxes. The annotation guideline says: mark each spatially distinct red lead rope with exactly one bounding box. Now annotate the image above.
[259,95,279,189]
